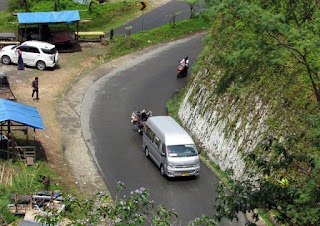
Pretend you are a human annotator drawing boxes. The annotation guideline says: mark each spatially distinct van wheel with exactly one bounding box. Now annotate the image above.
[160,164,165,176]
[145,147,149,158]
[36,61,46,70]
[1,55,11,65]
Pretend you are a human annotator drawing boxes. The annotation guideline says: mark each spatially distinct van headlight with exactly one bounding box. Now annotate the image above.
[195,162,200,167]
[167,163,174,169]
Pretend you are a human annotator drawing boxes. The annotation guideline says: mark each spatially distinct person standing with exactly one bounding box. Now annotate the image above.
[32,77,39,101]
[16,49,25,70]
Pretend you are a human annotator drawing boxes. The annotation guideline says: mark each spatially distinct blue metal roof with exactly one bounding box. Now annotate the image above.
[0,99,45,130]
[17,10,80,24]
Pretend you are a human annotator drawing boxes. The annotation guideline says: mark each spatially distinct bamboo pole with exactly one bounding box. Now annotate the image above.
[0,167,4,184]
[5,167,10,185]
[10,171,12,186]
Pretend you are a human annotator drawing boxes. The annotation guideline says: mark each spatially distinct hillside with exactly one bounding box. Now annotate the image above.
[176,0,320,225]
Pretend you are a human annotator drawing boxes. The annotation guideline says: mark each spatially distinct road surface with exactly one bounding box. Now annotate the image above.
[82,34,246,225]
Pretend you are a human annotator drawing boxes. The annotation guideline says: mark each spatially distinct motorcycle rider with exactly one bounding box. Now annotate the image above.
[181,56,189,67]
[140,110,148,121]
[180,56,189,74]
[138,110,152,133]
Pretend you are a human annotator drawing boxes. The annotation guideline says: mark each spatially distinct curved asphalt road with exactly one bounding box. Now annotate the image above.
[82,34,245,225]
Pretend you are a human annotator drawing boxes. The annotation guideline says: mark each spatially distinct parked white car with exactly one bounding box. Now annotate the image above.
[0,40,59,70]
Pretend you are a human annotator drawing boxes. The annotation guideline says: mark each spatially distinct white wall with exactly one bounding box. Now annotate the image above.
[178,72,270,179]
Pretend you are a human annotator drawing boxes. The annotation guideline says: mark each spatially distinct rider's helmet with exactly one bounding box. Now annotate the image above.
[184,56,188,60]
[141,110,147,117]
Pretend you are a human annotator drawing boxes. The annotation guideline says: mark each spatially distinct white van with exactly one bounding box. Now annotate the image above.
[143,116,200,177]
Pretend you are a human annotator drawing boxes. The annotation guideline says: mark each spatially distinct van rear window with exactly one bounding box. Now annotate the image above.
[167,144,197,157]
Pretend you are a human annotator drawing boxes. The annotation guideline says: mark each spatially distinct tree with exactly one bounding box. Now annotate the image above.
[213,134,320,225]
[179,0,206,18]
[166,11,182,27]
[125,26,132,36]
[89,0,97,11]
[208,0,320,103]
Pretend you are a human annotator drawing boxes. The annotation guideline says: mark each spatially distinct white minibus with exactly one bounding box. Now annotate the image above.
[143,116,200,177]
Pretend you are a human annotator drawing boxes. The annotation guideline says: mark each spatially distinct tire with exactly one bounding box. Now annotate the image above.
[36,61,46,70]
[1,55,11,65]
[160,164,165,176]
[177,73,181,78]
[145,147,149,158]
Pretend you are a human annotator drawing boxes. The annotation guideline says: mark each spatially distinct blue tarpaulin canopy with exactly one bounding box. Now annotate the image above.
[17,10,80,24]
[0,99,45,130]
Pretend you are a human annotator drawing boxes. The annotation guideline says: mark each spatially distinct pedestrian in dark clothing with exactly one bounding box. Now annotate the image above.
[32,77,39,101]
[17,49,25,70]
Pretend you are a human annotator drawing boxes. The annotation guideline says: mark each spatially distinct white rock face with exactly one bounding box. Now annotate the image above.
[178,72,270,179]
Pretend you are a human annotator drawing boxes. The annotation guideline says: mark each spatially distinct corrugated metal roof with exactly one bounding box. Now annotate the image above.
[17,10,80,24]
[73,0,89,4]
[0,33,16,39]
[0,98,45,130]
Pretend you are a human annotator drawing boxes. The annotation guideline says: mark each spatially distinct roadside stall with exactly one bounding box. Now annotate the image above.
[0,98,45,165]
[16,10,81,49]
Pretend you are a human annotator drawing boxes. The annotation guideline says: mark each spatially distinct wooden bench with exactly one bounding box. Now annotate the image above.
[75,31,105,41]
[0,41,20,48]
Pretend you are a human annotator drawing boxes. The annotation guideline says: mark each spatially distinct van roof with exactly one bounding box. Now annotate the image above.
[146,116,194,145]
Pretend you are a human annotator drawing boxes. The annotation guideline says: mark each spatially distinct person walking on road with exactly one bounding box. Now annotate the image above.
[16,49,25,70]
[32,77,39,101]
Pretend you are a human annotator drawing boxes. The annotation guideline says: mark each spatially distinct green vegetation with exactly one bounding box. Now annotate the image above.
[166,0,320,225]
[107,16,209,60]
[0,0,213,225]
[166,86,188,123]
[0,0,141,32]
[0,161,64,224]
[30,182,217,225]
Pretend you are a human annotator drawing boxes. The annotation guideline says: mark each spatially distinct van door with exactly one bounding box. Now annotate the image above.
[143,125,155,159]
[151,135,162,166]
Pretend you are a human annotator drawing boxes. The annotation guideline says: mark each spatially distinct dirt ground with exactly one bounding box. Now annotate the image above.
[0,42,107,194]
[0,0,171,195]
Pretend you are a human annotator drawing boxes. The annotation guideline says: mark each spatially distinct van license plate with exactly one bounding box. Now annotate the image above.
[181,173,189,176]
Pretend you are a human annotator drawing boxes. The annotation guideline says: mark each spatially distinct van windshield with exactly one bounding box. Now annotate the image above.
[167,144,197,157]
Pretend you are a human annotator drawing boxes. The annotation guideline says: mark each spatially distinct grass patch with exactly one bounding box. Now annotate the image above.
[257,209,274,226]
[166,86,189,122]
[107,16,209,60]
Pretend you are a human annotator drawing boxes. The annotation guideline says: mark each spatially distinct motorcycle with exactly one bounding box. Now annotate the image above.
[177,62,188,78]
[131,110,152,134]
